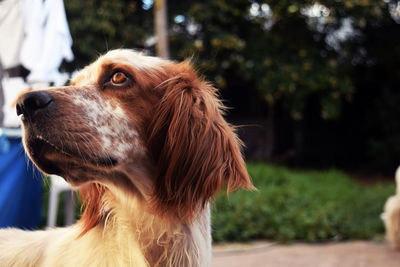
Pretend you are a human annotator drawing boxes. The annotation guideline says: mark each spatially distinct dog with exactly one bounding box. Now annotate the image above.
[0,49,254,266]
[383,166,400,250]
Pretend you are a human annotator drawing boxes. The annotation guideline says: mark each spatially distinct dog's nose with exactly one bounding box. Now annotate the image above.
[16,91,54,117]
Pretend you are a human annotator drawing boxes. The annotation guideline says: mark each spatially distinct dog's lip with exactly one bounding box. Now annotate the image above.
[28,134,118,170]
[27,137,64,175]
[34,135,72,156]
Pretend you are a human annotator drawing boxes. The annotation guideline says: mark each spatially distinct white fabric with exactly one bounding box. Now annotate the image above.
[19,0,46,71]
[0,0,73,127]
[21,0,74,84]
[0,0,25,69]
[1,77,29,128]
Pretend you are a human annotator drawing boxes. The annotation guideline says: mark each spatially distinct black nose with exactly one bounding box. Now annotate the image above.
[16,91,54,117]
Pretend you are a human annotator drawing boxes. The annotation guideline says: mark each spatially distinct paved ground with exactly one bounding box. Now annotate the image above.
[212,241,400,267]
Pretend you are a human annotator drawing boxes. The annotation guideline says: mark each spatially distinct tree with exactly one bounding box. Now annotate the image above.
[64,0,153,70]
[168,0,399,163]
[154,0,169,58]
[63,0,400,171]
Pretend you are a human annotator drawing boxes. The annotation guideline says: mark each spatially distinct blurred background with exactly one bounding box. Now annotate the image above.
[63,0,400,174]
[1,0,400,245]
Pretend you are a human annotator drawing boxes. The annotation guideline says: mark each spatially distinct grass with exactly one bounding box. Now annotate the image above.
[211,163,395,243]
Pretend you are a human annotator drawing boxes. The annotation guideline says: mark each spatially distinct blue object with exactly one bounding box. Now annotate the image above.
[0,131,10,153]
[0,138,42,229]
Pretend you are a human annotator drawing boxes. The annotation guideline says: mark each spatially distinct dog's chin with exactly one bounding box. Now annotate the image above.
[25,136,118,179]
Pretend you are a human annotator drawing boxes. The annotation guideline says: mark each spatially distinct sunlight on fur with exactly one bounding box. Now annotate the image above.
[383,166,400,250]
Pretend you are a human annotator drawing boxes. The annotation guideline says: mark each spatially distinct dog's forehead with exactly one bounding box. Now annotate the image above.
[72,49,169,86]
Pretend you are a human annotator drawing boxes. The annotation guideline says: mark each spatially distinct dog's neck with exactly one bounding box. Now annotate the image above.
[79,182,212,267]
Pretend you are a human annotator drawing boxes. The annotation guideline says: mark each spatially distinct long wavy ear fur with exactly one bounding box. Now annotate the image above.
[147,62,254,222]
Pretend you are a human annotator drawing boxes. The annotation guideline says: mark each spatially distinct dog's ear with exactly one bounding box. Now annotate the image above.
[147,62,254,221]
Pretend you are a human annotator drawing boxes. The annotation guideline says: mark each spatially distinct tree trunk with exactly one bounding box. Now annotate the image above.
[264,101,275,160]
[293,117,304,164]
[154,0,169,59]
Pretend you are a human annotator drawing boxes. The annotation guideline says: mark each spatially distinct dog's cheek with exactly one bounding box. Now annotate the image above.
[68,87,144,161]
[99,103,143,160]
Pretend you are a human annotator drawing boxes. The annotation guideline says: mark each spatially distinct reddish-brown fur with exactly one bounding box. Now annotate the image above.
[147,62,254,221]
[79,184,107,237]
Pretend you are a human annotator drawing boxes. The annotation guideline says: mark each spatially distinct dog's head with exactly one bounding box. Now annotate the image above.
[17,49,253,223]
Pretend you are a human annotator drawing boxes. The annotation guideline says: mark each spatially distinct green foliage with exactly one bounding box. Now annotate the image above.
[169,0,398,120]
[212,163,394,242]
[64,0,153,70]
[62,0,400,122]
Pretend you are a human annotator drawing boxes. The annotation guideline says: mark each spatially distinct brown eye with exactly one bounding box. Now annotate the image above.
[111,72,127,84]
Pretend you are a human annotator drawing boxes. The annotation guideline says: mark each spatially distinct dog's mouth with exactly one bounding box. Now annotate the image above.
[27,136,64,174]
[25,134,118,176]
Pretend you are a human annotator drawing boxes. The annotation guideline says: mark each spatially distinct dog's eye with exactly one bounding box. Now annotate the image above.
[111,72,127,85]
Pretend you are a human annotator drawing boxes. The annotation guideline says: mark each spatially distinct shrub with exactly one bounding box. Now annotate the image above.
[212,163,395,242]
